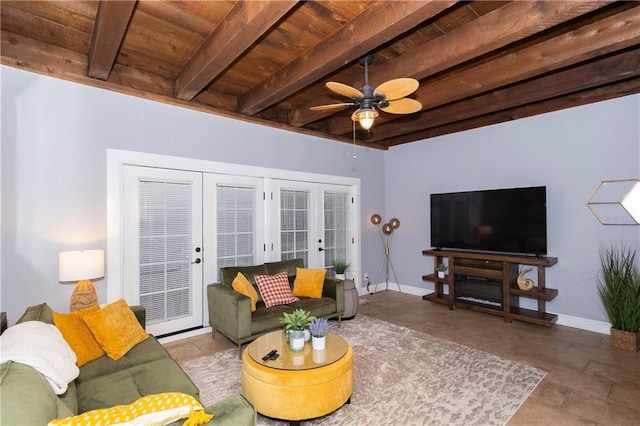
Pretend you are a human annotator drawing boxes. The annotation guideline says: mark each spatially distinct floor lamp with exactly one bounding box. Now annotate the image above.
[371,214,402,293]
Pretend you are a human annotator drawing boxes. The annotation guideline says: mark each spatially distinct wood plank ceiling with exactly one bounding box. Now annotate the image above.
[2,1,639,150]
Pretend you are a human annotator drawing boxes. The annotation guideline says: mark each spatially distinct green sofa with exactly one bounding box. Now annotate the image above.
[0,303,256,426]
[207,259,345,356]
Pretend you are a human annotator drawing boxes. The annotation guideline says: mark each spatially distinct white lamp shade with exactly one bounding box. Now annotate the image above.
[59,250,105,282]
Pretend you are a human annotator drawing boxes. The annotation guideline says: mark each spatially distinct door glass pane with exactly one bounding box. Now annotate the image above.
[216,185,256,273]
[139,180,192,324]
[324,191,348,267]
[281,189,309,265]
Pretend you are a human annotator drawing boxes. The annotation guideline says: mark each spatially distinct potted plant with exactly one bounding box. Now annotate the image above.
[436,262,447,279]
[309,317,331,351]
[332,259,350,280]
[280,309,315,351]
[597,245,640,351]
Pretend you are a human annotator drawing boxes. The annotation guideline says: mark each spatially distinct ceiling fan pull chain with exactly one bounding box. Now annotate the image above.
[352,120,357,159]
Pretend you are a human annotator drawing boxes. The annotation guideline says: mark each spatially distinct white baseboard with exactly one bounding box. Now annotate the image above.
[554,313,610,335]
[158,325,212,344]
[362,283,611,336]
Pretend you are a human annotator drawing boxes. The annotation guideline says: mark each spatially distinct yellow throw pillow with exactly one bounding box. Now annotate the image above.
[292,267,326,299]
[47,392,212,426]
[232,272,259,312]
[53,306,105,366]
[82,299,149,361]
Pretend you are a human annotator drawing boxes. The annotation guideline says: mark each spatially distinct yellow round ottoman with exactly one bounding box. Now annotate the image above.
[242,331,353,422]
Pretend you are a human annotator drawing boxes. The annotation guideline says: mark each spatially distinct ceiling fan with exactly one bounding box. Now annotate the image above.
[310,54,422,130]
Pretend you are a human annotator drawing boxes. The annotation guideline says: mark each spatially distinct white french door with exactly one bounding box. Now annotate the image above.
[202,174,265,285]
[321,186,350,270]
[270,181,352,271]
[122,166,203,336]
[111,150,360,337]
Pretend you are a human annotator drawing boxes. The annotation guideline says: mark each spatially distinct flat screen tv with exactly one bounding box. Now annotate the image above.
[430,186,547,256]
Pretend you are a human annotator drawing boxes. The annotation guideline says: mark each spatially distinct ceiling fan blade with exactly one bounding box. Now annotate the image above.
[309,102,354,111]
[326,81,364,99]
[380,98,423,114]
[374,78,419,101]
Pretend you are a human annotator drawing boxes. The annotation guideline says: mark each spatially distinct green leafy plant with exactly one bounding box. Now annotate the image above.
[331,259,350,274]
[597,245,640,332]
[309,317,331,337]
[436,263,447,272]
[280,309,315,331]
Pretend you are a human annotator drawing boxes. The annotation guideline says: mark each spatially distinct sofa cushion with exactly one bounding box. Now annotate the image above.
[82,299,149,361]
[292,267,326,299]
[50,392,211,426]
[78,337,167,382]
[255,272,299,308]
[265,258,304,277]
[0,361,75,425]
[76,337,199,413]
[232,272,260,312]
[76,358,200,413]
[250,304,293,335]
[17,302,54,325]
[289,297,338,318]
[220,264,268,288]
[53,306,105,366]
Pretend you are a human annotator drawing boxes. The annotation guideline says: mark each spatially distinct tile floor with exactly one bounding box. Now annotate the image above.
[163,290,640,425]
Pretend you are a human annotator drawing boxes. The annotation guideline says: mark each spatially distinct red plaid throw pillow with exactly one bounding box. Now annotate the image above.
[254,271,299,308]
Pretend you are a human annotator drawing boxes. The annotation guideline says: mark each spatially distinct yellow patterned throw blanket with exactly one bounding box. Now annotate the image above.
[48,392,213,426]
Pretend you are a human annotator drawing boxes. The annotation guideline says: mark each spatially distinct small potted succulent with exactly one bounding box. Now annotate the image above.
[309,317,331,351]
[280,309,315,351]
[332,259,350,280]
[436,262,448,279]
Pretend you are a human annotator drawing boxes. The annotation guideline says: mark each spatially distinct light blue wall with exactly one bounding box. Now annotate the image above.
[385,95,640,323]
[0,66,385,323]
[2,65,639,327]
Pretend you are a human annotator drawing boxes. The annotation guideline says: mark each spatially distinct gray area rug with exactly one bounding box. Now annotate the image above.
[181,315,545,425]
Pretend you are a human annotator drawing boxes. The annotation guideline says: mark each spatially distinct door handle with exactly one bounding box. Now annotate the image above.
[192,258,202,264]
[318,247,324,252]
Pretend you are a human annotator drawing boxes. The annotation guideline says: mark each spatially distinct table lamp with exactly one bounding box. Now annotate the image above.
[59,250,104,312]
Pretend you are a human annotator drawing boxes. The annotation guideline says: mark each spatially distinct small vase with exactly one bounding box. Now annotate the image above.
[335,273,345,280]
[312,335,326,351]
[438,271,446,278]
[289,330,305,352]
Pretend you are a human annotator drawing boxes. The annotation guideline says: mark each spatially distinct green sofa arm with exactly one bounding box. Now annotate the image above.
[202,394,256,426]
[130,305,146,329]
[322,277,345,316]
[207,283,252,344]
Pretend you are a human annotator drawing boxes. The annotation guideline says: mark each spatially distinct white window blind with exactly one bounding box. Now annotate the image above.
[216,185,256,272]
[280,189,309,265]
[139,180,192,324]
[323,191,348,267]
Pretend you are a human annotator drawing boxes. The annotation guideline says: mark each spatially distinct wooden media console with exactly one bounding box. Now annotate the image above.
[422,249,558,326]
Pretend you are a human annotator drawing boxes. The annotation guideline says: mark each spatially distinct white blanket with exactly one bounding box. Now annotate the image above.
[0,321,79,395]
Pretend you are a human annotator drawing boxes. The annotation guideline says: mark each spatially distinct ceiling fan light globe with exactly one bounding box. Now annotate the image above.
[352,108,378,130]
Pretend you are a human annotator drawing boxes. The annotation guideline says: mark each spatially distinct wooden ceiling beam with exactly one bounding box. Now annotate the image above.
[173,1,298,101]
[87,0,136,80]
[238,0,458,116]
[288,0,614,127]
[324,5,640,136]
[382,78,640,147]
[366,47,640,143]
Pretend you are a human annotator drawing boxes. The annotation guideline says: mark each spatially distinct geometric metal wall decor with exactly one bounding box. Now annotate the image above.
[587,179,640,225]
